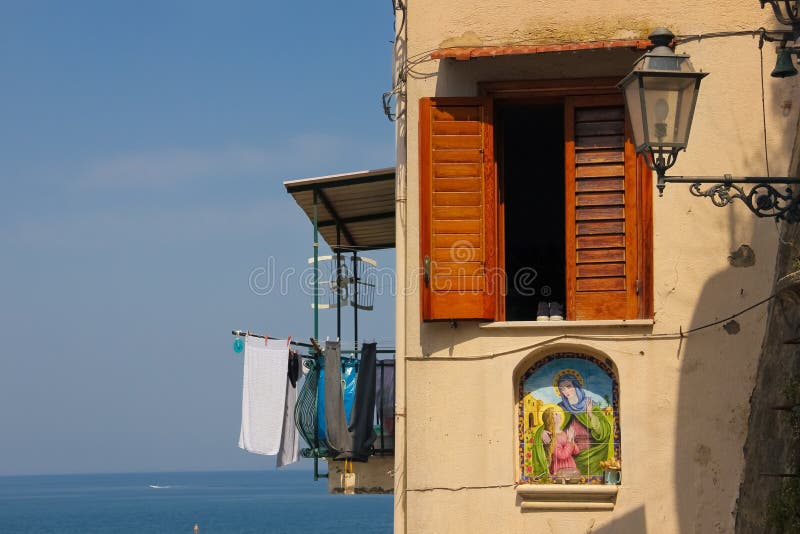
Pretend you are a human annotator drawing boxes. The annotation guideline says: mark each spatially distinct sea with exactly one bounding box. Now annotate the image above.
[0,470,393,534]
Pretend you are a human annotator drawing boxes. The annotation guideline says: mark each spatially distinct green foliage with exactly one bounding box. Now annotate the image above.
[767,478,800,533]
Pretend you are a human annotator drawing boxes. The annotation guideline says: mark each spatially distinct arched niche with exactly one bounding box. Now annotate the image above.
[517,351,620,484]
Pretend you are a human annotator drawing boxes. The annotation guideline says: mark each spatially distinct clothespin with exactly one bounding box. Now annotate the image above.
[287,335,292,348]
[264,331,270,346]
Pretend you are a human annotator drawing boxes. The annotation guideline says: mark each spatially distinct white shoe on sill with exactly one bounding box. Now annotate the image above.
[536,302,550,321]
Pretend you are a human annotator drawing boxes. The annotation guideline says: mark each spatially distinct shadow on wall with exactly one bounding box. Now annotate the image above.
[672,244,764,533]
[674,72,797,532]
[592,506,648,533]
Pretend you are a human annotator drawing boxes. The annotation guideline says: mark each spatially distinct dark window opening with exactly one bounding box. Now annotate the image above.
[500,104,566,321]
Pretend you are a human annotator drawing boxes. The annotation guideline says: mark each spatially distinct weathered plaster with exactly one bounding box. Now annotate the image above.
[439,31,483,49]
[438,17,672,49]
[729,245,757,268]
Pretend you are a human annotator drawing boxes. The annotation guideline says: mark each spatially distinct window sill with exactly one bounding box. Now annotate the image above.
[516,484,618,511]
[480,319,654,329]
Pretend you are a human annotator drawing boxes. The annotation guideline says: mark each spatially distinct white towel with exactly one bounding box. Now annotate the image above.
[238,336,289,456]
[276,377,300,467]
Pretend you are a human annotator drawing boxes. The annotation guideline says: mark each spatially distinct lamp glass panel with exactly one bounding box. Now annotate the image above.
[676,57,696,73]
[641,55,696,73]
[674,79,699,147]
[644,55,680,71]
[641,76,696,147]
[623,78,645,149]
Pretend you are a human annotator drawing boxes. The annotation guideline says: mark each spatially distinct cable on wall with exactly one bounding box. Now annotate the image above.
[395,28,788,86]
[405,291,780,362]
[383,0,407,121]
[759,31,773,177]
[406,482,518,493]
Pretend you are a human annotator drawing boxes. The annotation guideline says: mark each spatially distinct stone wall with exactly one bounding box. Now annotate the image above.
[737,190,800,531]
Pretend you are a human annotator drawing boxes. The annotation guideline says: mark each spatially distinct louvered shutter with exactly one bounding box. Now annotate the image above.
[565,95,639,320]
[419,97,497,321]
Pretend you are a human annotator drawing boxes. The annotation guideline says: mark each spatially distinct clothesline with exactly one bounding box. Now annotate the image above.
[230,330,396,355]
[231,330,313,348]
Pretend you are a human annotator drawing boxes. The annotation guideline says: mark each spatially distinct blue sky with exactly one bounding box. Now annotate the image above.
[0,1,396,475]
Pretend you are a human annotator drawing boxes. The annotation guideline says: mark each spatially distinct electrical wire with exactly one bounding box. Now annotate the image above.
[405,291,780,362]
[391,0,407,85]
[406,482,517,493]
[681,292,776,335]
[394,28,790,86]
[759,31,772,177]
[383,0,407,121]
[674,28,782,44]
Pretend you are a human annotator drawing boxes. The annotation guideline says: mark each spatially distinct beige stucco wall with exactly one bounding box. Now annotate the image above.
[393,1,800,533]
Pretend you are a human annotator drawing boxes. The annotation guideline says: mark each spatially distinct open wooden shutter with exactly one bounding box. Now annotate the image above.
[565,95,639,320]
[419,97,497,321]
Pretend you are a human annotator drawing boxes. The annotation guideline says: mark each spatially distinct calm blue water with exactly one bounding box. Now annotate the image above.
[0,470,393,534]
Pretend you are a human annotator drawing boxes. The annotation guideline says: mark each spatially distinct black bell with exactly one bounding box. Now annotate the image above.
[772,48,798,78]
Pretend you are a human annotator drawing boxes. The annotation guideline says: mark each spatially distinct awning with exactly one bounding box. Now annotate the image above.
[430,39,652,61]
[284,167,395,250]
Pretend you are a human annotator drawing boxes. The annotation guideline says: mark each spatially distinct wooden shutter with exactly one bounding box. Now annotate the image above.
[565,95,639,320]
[419,97,497,321]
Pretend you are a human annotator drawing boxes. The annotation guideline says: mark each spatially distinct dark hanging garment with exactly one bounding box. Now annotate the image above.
[323,341,351,454]
[347,342,378,461]
[287,350,300,388]
[325,341,378,461]
[376,360,395,440]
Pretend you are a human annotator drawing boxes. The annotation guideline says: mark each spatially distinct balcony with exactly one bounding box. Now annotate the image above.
[284,168,396,494]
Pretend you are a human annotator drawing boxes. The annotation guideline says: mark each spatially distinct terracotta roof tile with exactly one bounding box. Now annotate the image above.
[431,39,652,61]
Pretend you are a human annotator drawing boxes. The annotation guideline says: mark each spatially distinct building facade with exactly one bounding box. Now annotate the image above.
[391,1,800,532]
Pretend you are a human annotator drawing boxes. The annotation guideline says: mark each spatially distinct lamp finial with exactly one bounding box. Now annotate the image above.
[648,28,675,49]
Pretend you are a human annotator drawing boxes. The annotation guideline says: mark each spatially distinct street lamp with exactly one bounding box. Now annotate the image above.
[618,28,707,196]
[619,28,800,222]
[760,0,800,37]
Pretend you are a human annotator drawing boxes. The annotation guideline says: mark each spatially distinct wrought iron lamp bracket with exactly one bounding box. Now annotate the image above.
[761,0,800,27]
[646,147,681,196]
[662,175,800,222]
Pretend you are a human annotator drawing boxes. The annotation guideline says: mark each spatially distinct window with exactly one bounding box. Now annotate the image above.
[500,103,566,320]
[518,352,620,484]
[419,82,653,321]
